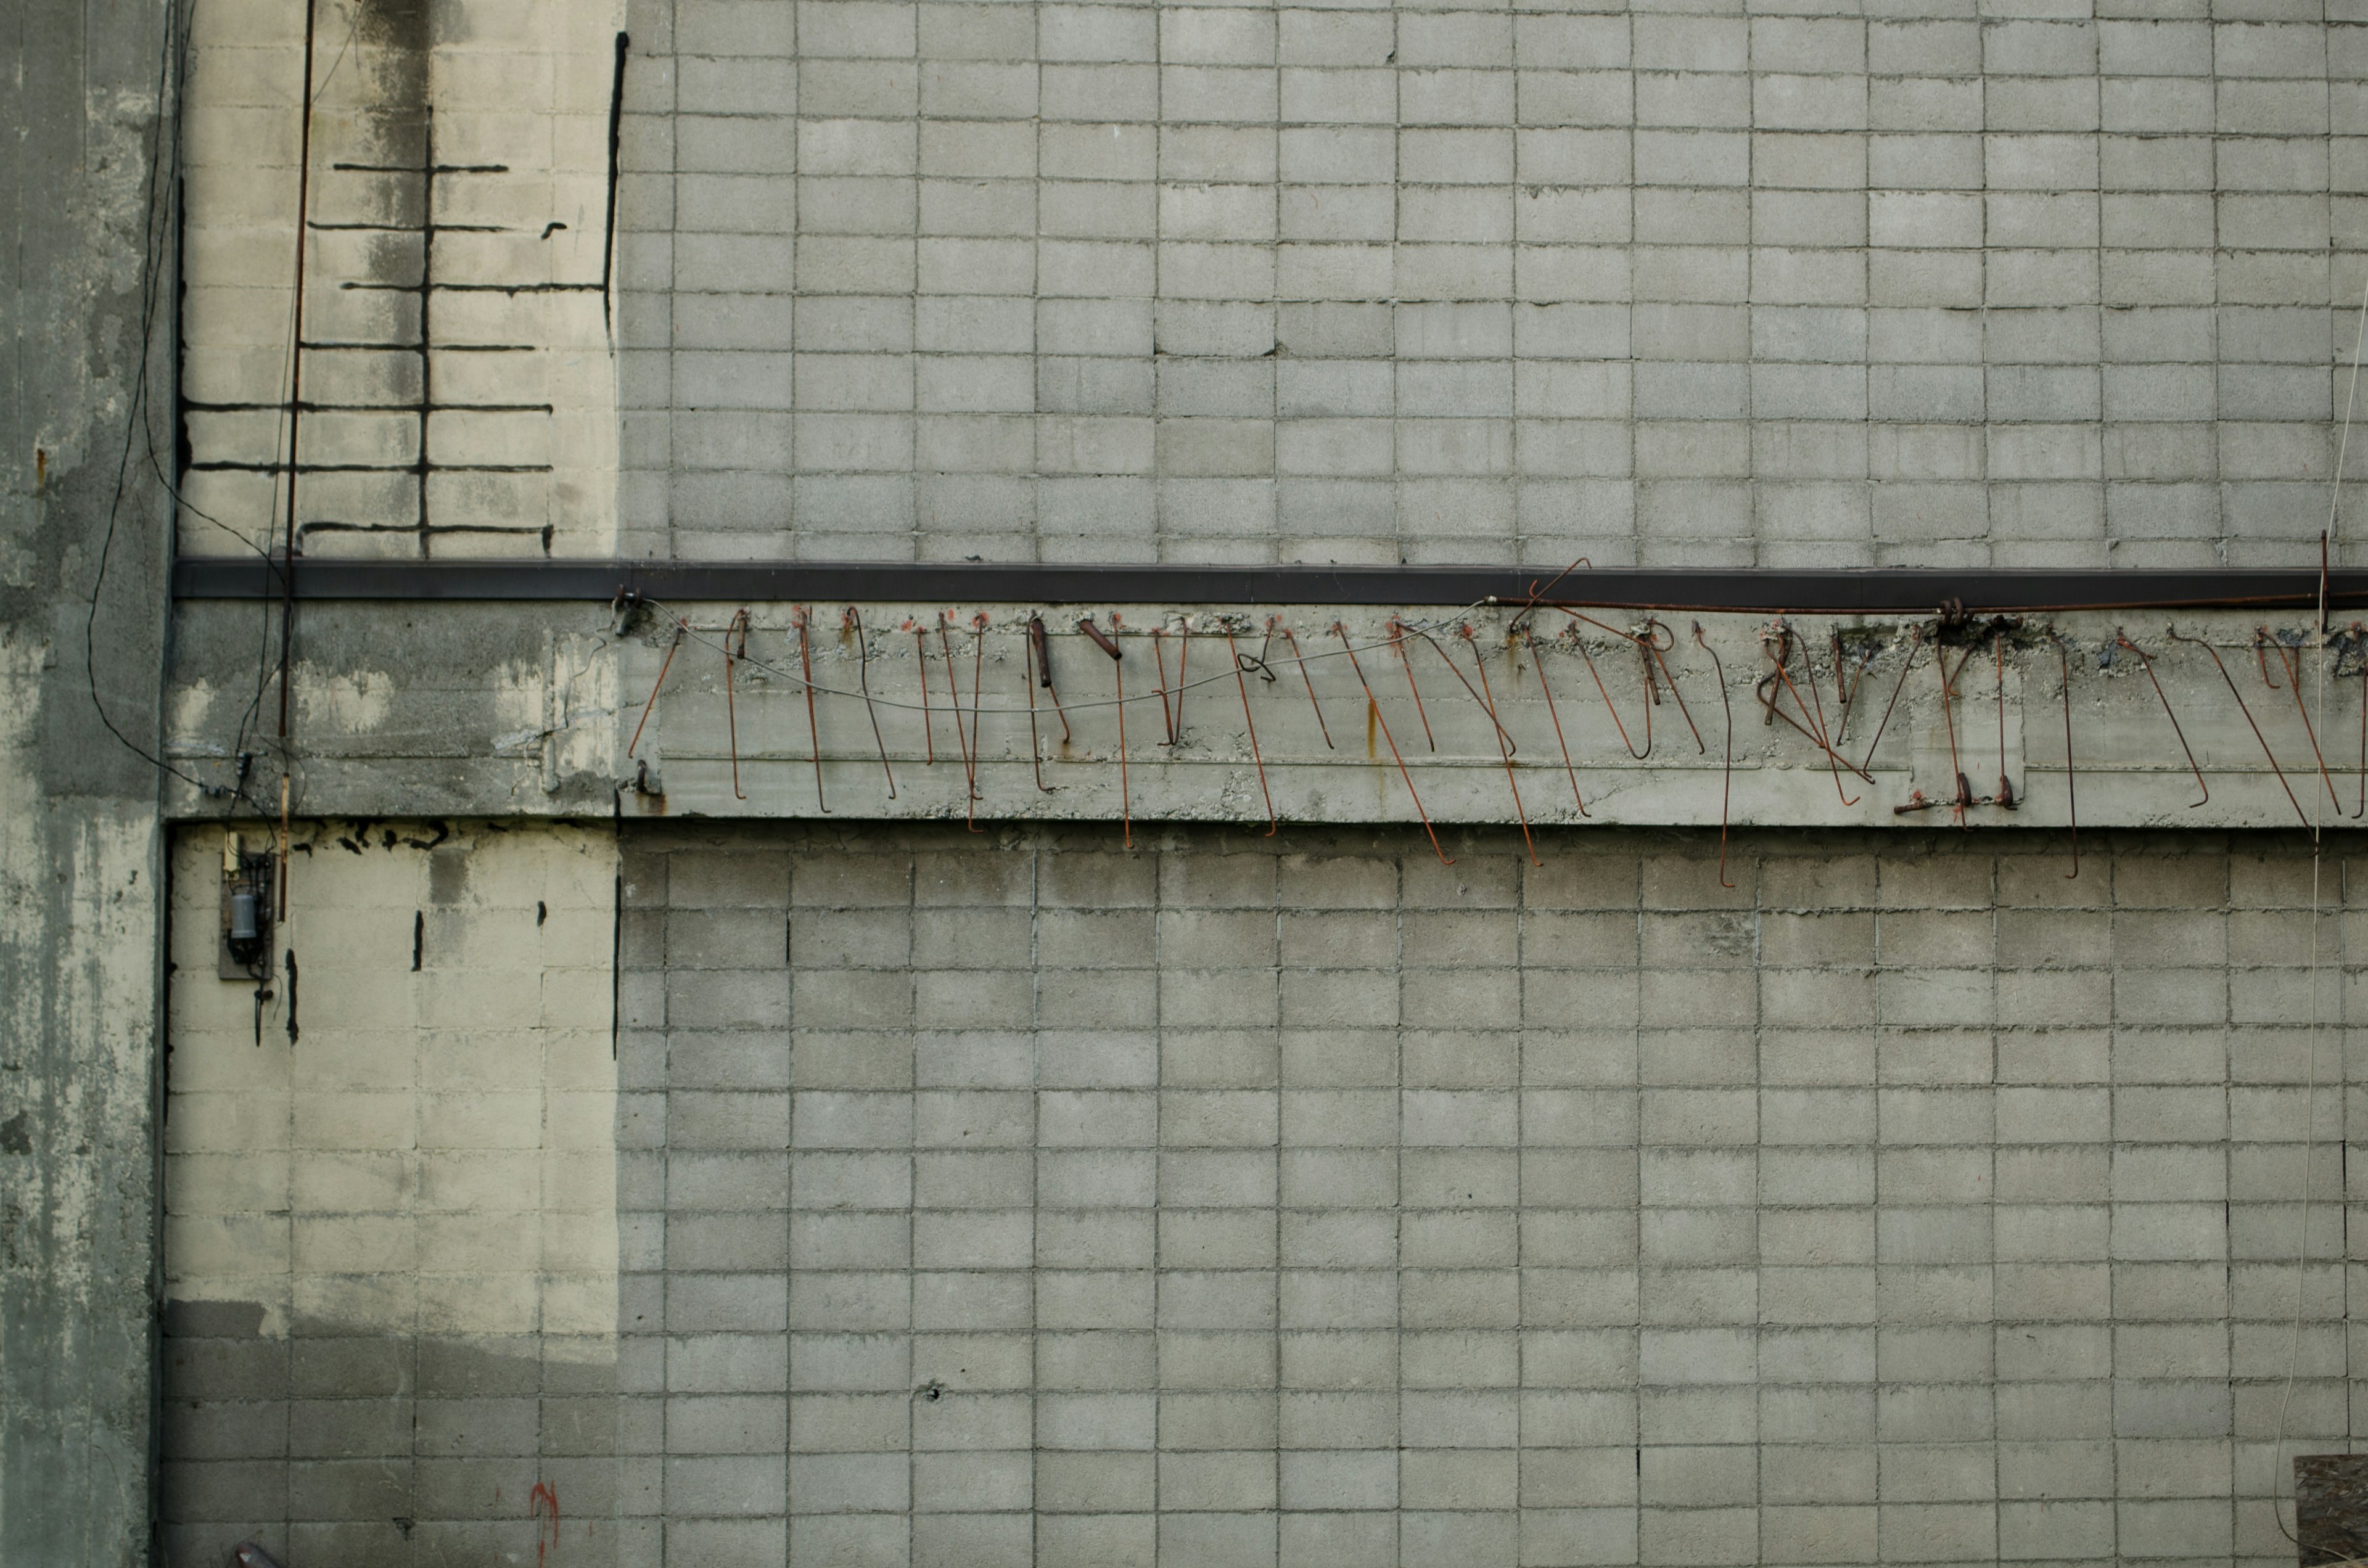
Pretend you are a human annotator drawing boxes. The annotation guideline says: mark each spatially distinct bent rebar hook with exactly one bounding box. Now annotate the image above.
[2115,628,2206,808]
[2167,624,2305,825]
[1693,622,1737,890]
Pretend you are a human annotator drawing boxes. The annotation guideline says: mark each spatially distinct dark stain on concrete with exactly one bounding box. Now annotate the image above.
[2299,1455,2368,1564]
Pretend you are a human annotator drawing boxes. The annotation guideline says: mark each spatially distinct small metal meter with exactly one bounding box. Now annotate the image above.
[218,834,276,980]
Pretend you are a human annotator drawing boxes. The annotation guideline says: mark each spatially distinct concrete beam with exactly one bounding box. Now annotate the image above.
[170,599,2368,836]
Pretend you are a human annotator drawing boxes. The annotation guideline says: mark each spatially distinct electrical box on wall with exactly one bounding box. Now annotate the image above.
[218,834,276,980]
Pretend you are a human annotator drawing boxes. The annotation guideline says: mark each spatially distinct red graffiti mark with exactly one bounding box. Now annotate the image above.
[531,1481,560,1567]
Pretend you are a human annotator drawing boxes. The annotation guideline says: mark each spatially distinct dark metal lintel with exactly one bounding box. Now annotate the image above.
[171,557,2368,614]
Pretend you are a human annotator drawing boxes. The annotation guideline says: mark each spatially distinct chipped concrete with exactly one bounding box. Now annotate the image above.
[1,0,177,1557]
[168,597,2368,835]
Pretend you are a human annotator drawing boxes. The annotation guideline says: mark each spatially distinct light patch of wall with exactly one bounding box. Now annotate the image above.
[179,0,623,560]
[294,667,395,734]
[164,819,618,1344]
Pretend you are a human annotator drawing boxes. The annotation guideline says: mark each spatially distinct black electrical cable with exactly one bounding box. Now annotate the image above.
[84,0,221,798]
[81,0,298,821]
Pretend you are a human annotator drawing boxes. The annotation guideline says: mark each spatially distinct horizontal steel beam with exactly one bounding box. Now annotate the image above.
[172,556,2368,614]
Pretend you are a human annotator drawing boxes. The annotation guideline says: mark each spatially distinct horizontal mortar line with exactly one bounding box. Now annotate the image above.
[297,340,540,351]
[185,400,556,414]
[189,461,555,474]
[329,161,511,174]
[339,279,608,293]
[298,521,550,537]
[170,559,2368,611]
[308,220,508,232]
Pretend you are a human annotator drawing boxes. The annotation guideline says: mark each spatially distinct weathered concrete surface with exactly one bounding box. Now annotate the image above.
[170,597,2368,836]
[0,0,176,1559]
[161,821,620,1568]
[156,819,2338,1567]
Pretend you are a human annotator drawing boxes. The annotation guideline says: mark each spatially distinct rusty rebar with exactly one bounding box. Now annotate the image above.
[627,618,685,759]
[1084,615,1131,849]
[1992,633,2015,811]
[2114,629,2207,808]
[1275,622,1333,749]
[1174,623,1191,741]
[1526,626,1588,818]
[843,607,895,798]
[911,625,937,766]
[1832,630,1876,744]
[1753,621,1875,781]
[795,605,826,812]
[1030,614,1071,745]
[1762,620,1860,805]
[1389,618,1437,751]
[1225,629,1276,835]
[1460,625,1537,866]
[2168,625,2307,825]
[1335,622,1452,866]
[1796,626,1857,807]
[1561,617,1647,759]
[1405,625,1519,755]
[1638,618,1705,754]
[723,608,749,802]
[969,612,989,813]
[1693,622,1736,890]
[1936,639,1973,824]
[1151,626,1177,745]
[2262,630,2344,815]
[1854,626,1921,775]
[1021,625,1050,794]
[2355,623,2366,818]
[937,615,982,831]
[1511,556,1591,634]
[2055,633,2078,879]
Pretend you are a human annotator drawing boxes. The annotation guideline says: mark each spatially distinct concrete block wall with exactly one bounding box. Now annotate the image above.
[612,0,2368,568]
[161,822,622,1567]
[585,821,2356,1566]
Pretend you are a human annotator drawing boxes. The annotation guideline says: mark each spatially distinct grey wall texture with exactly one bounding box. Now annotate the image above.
[163,822,2362,1566]
[2,0,176,1561]
[612,0,2368,569]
